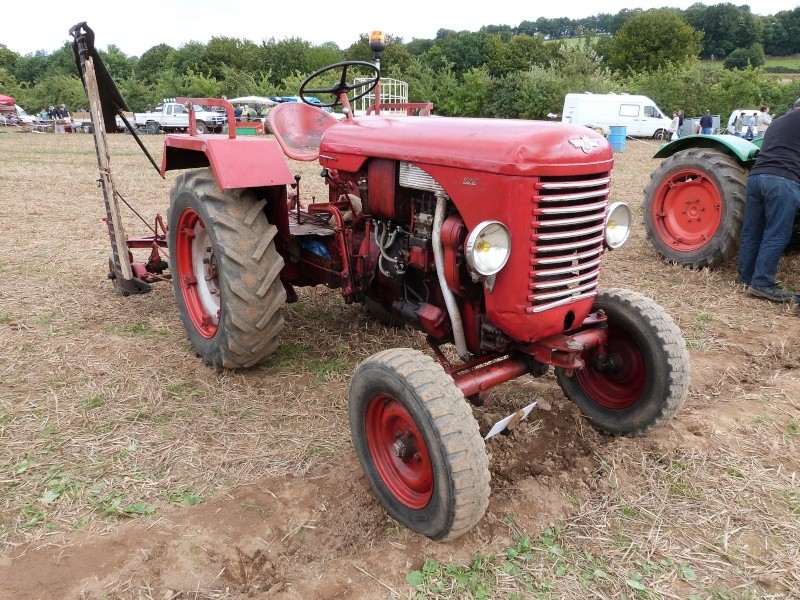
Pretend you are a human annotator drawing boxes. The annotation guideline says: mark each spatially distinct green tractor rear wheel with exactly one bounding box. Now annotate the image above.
[642,148,747,269]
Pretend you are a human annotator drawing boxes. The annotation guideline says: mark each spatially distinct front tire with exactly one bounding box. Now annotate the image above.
[196,121,209,134]
[168,169,286,369]
[555,289,690,436]
[349,349,490,541]
[642,148,747,269]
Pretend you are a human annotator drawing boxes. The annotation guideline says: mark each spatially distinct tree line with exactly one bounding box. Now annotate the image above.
[1,4,800,124]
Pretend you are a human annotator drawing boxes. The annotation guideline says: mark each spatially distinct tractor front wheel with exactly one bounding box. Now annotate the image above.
[642,148,747,269]
[168,169,286,369]
[555,289,690,436]
[349,348,490,541]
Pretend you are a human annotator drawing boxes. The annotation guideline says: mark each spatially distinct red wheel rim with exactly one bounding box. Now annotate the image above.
[651,168,722,251]
[576,325,647,410]
[364,393,433,509]
[174,207,220,338]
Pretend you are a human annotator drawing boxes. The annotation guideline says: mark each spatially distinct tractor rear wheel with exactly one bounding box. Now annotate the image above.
[642,148,747,269]
[555,289,690,436]
[168,169,286,369]
[349,348,490,541]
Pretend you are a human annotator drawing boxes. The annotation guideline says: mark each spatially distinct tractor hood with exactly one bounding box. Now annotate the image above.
[319,116,613,176]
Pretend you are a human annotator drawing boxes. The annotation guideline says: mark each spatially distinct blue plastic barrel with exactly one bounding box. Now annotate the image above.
[608,125,627,152]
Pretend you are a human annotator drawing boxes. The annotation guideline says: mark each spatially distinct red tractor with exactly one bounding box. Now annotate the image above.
[72,24,690,541]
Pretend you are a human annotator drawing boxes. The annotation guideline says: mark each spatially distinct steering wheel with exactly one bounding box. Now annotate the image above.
[299,61,380,109]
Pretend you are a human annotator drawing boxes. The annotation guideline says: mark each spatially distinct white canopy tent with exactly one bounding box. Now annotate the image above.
[228,96,277,106]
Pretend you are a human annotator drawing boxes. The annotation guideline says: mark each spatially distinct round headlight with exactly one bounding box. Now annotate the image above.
[605,202,631,249]
[466,221,511,276]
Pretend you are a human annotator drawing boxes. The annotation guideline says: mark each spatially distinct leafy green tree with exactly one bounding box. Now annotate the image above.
[168,69,221,99]
[135,44,175,85]
[480,24,514,38]
[486,34,549,77]
[485,35,514,78]
[594,13,616,35]
[100,44,137,79]
[22,73,86,114]
[747,43,766,68]
[216,66,260,98]
[257,37,313,86]
[444,66,491,116]
[684,3,761,59]
[305,44,344,74]
[204,37,260,79]
[401,60,459,115]
[623,60,707,119]
[0,45,18,73]
[13,52,51,85]
[117,75,154,111]
[761,8,800,56]
[550,43,615,98]
[607,9,642,34]
[404,38,434,57]
[516,20,537,37]
[482,68,563,119]
[723,48,751,70]
[708,66,781,117]
[166,42,210,79]
[724,43,765,70]
[46,42,83,78]
[434,31,492,78]
[605,10,701,74]
[419,45,448,72]
[0,67,21,99]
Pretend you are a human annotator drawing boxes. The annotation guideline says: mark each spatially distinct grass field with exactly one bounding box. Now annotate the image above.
[0,128,799,599]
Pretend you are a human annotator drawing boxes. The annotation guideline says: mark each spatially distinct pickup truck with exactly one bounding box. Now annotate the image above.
[133,101,226,134]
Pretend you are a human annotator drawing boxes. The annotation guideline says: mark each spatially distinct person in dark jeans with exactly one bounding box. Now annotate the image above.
[737,98,800,303]
[699,109,713,134]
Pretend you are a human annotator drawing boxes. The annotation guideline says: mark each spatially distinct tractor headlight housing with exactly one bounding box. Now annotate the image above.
[466,221,511,276]
[604,202,631,249]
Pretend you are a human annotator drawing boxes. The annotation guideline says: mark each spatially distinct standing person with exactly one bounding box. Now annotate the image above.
[737,98,800,303]
[745,112,758,140]
[234,104,243,122]
[58,103,70,119]
[757,105,772,138]
[668,111,680,140]
[676,109,684,137]
[733,111,745,137]
[699,109,713,135]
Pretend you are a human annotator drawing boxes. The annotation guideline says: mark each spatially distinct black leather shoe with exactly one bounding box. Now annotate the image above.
[745,285,797,303]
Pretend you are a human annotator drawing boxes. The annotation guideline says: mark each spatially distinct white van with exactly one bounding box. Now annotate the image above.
[561,93,673,139]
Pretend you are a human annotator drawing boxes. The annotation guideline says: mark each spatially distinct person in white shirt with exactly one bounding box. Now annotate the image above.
[756,105,772,138]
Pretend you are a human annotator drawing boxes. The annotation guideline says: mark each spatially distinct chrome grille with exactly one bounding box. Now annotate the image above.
[527,174,611,313]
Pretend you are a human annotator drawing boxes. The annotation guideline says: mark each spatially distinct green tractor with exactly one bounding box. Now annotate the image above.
[642,134,767,269]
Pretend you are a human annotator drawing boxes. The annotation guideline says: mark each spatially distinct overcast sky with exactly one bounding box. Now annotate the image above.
[2,1,795,57]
